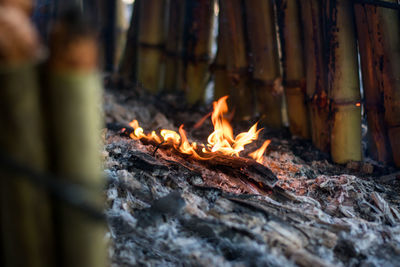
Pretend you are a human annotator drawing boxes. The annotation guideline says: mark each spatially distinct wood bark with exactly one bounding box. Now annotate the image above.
[325,0,362,164]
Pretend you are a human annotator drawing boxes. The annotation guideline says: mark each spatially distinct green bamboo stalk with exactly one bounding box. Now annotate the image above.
[244,0,282,128]
[45,12,107,267]
[114,0,128,69]
[276,0,310,138]
[300,0,330,152]
[219,0,253,120]
[184,0,215,104]
[212,2,230,100]
[137,0,167,93]
[119,0,141,82]
[354,3,392,163]
[0,6,54,267]
[325,0,362,164]
[163,0,186,92]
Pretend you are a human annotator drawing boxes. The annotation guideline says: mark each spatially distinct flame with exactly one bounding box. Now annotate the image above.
[125,96,270,162]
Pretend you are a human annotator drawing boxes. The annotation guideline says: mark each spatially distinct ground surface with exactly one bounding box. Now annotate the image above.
[103,87,400,267]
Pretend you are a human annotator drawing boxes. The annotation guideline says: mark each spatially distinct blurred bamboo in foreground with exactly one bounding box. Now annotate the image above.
[184,0,215,104]
[45,10,107,267]
[354,3,393,164]
[219,0,253,120]
[301,0,330,152]
[245,0,282,128]
[0,6,54,267]
[325,0,362,164]
[276,0,309,138]
[137,0,167,93]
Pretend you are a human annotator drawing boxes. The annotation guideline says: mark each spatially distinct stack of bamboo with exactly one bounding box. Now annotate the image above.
[0,3,107,267]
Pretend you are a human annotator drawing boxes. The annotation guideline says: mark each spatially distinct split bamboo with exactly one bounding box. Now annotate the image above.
[276,0,310,138]
[372,1,400,167]
[136,0,167,93]
[300,0,330,152]
[0,6,54,267]
[119,0,141,82]
[354,3,392,163]
[244,0,282,128]
[184,0,215,104]
[163,0,186,92]
[218,0,253,120]
[212,3,230,100]
[325,0,362,164]
[45,12,107,267]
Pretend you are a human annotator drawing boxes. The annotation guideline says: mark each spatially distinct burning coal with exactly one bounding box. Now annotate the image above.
[123,96,270,163]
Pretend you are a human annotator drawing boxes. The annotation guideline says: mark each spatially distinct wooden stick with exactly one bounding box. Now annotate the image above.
[163,0,186,92]
[245,0,282,128]
[212,2,230,100]
[0,6,54,267]
[184,0,215,104]
[45,10,107,267]
[119,0,141,82]
[300,0,330,152]
[325,0,362,164]
[219,0,253,120]
[354,3,393,163]
[136,0,167,93]
[276,0,310,138]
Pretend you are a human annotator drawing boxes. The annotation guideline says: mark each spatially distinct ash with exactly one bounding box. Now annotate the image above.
[103,88,400,267]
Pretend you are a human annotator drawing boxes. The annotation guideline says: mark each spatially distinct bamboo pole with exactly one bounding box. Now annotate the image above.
[325,0,362,164]
[114,0,128,69]
[219,0,253,120]
[370,0,400,167]
[212,2,230,100]
[0,6,54,267]
[184,0,215,104]
[244,0,282,128]
[163,0,186,92]
[119,0,141,82]
[300,0,330,152]
[354,3,393,163]
[136,0,167,93]
[276,0,310,138]
[45,11,107,267]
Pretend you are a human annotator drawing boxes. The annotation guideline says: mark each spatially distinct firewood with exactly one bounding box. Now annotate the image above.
[163,0,186,92]
[136,0,167,93]
[354,3,393,163]
[219,0,253,120]
[0,6,54,267]
[184,0,215,104]
[325,0,362,164]
[276,0,310,139]
[300,0,330,152]
[244,0,282,128]
[44,9,107,267]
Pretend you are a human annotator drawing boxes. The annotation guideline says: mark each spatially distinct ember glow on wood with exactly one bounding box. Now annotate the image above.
[123,96,271,163]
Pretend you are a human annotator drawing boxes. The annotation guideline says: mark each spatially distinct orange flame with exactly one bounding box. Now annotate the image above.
[125,96,270,162]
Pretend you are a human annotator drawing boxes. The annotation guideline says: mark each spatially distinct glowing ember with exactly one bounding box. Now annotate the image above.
[124,96,270,163]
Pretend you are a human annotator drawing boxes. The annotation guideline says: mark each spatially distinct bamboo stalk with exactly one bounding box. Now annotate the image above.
[276,0,310,138]
[0,7,54,267]
[244,0,282,128]
[300,0,330,152]
[325,0,362,164]
[354,3,393,163]
[219,0,253,120]
[45,11,107,267]
[212,2,230,100]
[119,0,141,82]
[163,0,186,92]
[372,0,400,167]
[137,0,167,93]
[184,0,215,104]
[114,0,128,69]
